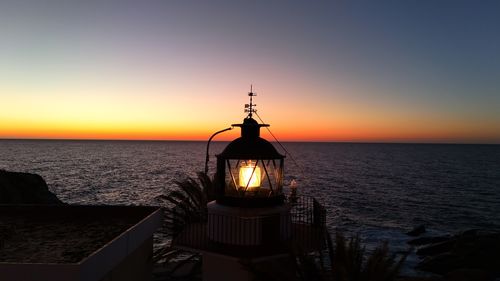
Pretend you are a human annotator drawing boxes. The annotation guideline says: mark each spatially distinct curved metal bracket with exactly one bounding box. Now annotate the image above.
[205,127,233,174]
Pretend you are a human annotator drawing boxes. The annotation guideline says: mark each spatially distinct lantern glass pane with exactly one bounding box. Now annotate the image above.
[225,158,283,198]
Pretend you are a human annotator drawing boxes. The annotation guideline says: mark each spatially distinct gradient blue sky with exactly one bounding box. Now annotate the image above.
[1,1,499,143]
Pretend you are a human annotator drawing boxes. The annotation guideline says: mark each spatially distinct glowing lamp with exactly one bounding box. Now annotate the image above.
[213,90,285,207]
[238,161,261,190]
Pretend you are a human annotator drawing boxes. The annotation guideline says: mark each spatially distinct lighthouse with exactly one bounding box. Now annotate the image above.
[172,89,325,281]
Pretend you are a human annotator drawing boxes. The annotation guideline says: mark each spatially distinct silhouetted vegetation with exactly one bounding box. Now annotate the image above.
[248,231,408,281]
[329,232,408,281]
[153,172,215,280]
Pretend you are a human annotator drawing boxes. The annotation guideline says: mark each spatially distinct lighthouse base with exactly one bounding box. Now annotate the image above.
[203,201,292,280]
[207,201,291,247]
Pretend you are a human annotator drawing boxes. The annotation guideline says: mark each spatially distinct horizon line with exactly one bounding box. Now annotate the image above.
[1,137,498,146]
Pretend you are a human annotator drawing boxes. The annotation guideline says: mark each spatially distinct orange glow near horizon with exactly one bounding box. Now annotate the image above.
[1,82,499,144]
[2,110,499,143]
[2,126,499,143]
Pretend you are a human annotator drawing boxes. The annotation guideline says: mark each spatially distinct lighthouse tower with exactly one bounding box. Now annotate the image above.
[204,90,290,280]
[172,89,326,281]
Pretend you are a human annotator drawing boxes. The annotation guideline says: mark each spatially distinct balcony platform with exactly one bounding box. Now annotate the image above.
[0,205,161,281]
[172,196,326,258]
[174,222,325,258]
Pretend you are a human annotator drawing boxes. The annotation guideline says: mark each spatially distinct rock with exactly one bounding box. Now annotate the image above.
[407,225,426,236]
[0,170,63,204]
[397,277,445,281]
[416,239,456,256]
[417,252,464,274]
[416,230,500,278]
[459,229,479,239]
[408,235,451,246]
[445,268,493,281]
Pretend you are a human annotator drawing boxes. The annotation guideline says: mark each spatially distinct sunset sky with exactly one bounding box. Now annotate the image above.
[1,1,499,143]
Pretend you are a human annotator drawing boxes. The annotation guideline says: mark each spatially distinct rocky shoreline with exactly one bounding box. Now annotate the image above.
[404,225,500,281]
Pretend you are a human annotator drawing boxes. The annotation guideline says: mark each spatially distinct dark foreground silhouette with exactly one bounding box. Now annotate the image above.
[0,170,62,204]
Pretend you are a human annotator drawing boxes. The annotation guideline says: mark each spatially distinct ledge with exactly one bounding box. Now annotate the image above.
[0,205,161,281]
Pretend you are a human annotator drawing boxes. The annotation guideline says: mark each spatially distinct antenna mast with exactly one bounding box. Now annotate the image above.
[245,85,257,118]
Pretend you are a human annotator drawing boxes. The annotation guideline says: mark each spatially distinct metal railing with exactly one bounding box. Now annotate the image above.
[207,212,291,246]
[287,195,326,252]
[172,195,326,256]
[288,195,326,227]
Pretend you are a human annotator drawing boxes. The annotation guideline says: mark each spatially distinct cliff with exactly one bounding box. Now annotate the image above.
[0,170,63,204]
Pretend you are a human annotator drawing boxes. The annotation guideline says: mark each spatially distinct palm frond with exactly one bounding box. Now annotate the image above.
[154,171,216,277]
[312,232,408,281]
[196,172,216,201]
[174,178,205,208]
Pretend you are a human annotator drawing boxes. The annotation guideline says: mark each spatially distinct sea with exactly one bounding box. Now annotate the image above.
[1,140,499,274]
